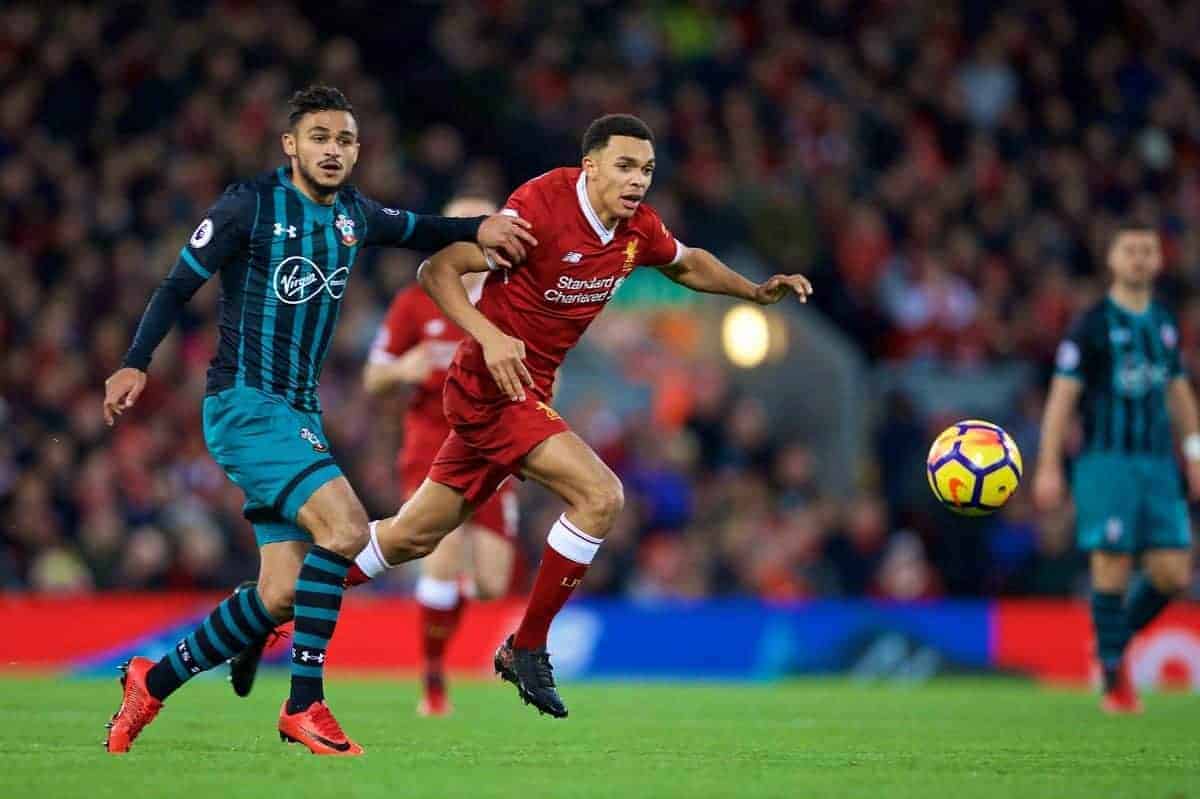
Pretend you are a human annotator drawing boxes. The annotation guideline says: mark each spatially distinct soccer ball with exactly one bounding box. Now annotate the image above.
[926,419,1023,516]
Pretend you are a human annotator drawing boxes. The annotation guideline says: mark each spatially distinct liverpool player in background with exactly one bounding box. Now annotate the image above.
[98,85,534,755]
[1035,222,1198,713]
[360,195,520,717]
[348,114,813,718]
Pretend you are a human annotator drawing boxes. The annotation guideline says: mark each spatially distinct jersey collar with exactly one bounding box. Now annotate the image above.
[278,166,338,219]
[576,170,618,245]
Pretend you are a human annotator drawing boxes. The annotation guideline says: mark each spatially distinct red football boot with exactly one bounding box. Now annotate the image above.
[278,700,364,756]
[105,657,164,753]
[1101,662,1144,715]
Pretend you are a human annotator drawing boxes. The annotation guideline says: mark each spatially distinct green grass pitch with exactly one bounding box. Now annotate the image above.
[2,674,1197,798]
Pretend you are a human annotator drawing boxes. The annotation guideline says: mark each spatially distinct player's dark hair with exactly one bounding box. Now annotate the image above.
[287,85,355,129]
[582,114,654,156]
[1112,219,1157,238]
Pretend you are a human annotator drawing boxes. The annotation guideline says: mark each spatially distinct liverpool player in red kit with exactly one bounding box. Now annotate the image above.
[350,115,812,717]
[360,196,518,717]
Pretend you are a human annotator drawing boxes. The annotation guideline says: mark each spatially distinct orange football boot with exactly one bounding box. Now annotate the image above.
[278,700,364,756]
[105,657,164,753]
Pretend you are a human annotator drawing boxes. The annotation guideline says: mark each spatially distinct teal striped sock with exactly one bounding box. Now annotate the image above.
[145,585,278,700]
[288,545,351,713]
[1126,574,1171,634]
[1091,590,1129,690]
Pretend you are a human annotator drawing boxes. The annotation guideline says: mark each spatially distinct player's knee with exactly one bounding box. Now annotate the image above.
[321,522,369,560]
[1152,564,1191,595]
[581,475,624,531]
[257,580,296,621]
[473,571,508,601]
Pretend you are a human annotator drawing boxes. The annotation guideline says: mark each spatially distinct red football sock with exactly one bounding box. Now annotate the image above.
[344,563,371,588]
[513,515,601,650]
[420,600,464,672]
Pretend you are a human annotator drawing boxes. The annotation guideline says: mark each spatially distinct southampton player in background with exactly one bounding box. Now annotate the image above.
[347,114,813,718]
[99,86,535,755]
[358,195,520,717]
[1035,223,1198,713]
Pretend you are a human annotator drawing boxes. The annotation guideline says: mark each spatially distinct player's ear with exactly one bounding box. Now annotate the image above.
[582,154,597,177]
[281,131,297,158]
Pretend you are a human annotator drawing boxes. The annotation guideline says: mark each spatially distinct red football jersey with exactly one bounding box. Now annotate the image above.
[450,167,682,399]
[369,283,474,446]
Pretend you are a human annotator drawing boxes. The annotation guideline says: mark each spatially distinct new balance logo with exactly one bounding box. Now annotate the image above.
[561,576,582,588]
[296,649,326,664]
[274,223,297,239]
[561,251,583,264]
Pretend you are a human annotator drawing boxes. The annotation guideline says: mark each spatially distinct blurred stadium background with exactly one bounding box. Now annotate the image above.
[2,0,1200,691]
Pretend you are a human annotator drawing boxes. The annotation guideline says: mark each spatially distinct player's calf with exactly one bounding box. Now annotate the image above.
[358,480,474,578]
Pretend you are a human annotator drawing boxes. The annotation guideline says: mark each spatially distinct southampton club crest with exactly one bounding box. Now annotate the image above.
[335,213,357,246]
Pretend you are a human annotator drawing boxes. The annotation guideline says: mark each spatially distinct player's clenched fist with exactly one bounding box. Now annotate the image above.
[477,213,538,269]
[754,273,813,305]
[481,330,534,402]
[103,367,147,426]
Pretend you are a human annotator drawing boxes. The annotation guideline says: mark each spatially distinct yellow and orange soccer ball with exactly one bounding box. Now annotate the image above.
[926,419,1023,516]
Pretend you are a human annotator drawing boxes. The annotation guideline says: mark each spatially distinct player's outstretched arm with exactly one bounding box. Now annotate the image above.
[362,198,537,268]
[1033,375,1082,511]
[418,243,533,402]
[1167,377,1200,499]
[658,247,813,305]
[103,263,209,426]
[103,187,250,426]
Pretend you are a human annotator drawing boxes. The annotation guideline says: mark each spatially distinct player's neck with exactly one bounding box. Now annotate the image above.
[1108,284,1152,314]
[584,177,619,231]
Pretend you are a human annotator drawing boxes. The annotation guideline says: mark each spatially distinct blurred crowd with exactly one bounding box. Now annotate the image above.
[3,1,1199,598]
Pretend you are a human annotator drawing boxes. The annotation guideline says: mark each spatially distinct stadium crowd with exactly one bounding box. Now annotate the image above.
[3,1,1199,598]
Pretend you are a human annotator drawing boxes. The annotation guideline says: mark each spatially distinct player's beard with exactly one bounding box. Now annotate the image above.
[297,158,348,201]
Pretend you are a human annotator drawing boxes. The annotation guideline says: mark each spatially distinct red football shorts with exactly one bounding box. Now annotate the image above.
[429,368,569,507]
[400,423,518,540]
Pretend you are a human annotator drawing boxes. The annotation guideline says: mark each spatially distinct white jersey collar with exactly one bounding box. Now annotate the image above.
[576,170,618,245]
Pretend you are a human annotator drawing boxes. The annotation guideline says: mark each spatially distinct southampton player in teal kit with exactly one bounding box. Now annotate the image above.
[100,86,535,755]
[1035,223,1198,713]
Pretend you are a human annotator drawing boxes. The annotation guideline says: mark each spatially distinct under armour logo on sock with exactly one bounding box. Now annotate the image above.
[295,648,326,664]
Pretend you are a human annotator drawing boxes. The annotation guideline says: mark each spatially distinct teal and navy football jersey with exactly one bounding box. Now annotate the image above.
[125,166,479,412]
[1054,297,1184,456]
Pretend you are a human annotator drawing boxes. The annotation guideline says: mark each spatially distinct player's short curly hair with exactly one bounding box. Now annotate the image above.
[582,114,654,156]
[287,85,355,129]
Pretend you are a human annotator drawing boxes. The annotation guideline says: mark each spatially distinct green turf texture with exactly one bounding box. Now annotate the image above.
[1,674,1196,798]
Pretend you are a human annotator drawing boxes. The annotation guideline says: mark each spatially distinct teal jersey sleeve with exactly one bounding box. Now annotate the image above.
[1158,308,1184,379]
[121,184,255,369]
[1054,313,1094,381]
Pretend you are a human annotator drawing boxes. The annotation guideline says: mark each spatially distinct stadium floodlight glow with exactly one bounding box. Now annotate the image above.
[722,304,770,368]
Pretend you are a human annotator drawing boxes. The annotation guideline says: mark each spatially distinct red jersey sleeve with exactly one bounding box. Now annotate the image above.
[639,205,684,267]
[501,173,553,239]
[369,287,423,363]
